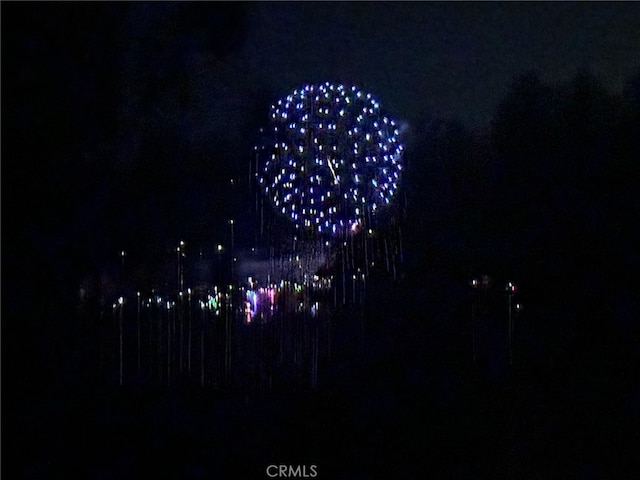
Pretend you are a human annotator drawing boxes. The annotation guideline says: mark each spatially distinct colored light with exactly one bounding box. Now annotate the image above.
[258,82,403,235]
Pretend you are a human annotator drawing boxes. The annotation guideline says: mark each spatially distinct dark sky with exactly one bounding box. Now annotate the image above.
[112,2,640,153]
[229,2,639,130]
[6,1,639,159]
[3,1,640,272]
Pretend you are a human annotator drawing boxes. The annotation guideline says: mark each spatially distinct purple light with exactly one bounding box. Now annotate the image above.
[258,82,403,236]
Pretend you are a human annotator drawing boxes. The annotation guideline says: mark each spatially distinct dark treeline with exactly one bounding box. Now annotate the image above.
[403,68,640,386]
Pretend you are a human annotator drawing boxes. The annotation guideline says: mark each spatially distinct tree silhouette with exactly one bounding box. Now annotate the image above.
[488,68,640,375]
[404,68,640,367]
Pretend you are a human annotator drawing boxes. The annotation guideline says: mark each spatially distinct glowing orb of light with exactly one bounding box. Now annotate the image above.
[257,82,403,236]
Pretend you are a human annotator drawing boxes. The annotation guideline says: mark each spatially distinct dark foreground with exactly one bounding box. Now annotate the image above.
[6,276,639,479]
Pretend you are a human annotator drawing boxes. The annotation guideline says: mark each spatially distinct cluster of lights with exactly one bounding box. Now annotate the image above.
[258,82,403,235]
[200,287,228,315]
[240,276,336,323]
[111,278,336,324]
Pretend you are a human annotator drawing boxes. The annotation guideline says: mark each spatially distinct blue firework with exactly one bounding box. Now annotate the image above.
[258,82,403,236]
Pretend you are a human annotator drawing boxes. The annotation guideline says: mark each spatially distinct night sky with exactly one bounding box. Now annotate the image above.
[5,2,639,265]
[239,2,639,129]
[3,2,640,478]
